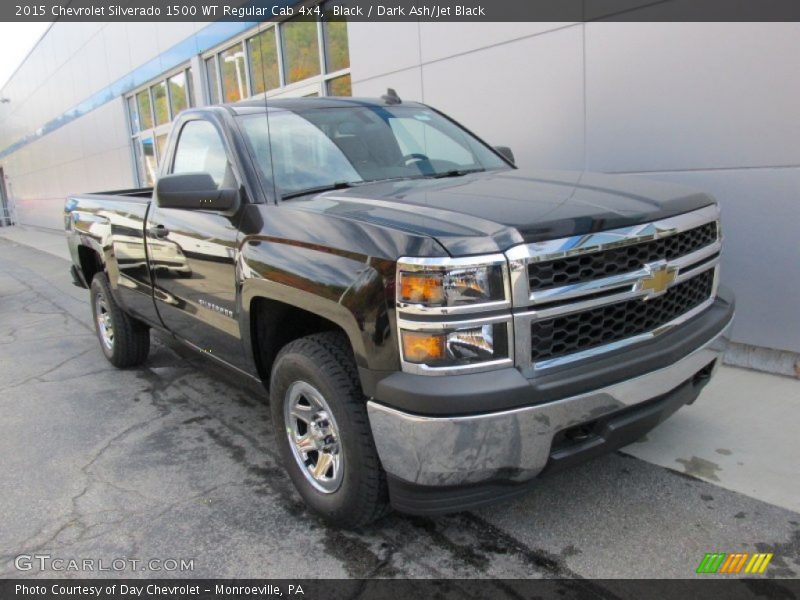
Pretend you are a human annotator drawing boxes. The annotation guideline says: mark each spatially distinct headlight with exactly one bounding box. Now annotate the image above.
[396,255,513,374]
[397,256,509,311]
[400,323,509,367]
[399,273,444,305]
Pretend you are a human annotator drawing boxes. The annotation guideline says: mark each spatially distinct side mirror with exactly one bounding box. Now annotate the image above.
[156,172,239,212]
[494,146,515,165]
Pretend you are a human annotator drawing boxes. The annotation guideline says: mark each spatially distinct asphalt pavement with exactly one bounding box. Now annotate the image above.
[0,232,798,584]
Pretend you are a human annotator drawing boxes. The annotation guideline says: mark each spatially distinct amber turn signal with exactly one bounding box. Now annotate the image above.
[401,331,446,363]
[399,273,444,305]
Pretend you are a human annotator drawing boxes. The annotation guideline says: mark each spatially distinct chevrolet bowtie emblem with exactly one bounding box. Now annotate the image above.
[636,262,678,299]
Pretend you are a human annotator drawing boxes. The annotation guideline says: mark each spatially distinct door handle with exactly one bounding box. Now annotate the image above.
[148,224,170,239]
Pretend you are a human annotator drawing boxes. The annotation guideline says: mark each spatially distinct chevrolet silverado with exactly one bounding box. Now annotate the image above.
[65,95,734,527]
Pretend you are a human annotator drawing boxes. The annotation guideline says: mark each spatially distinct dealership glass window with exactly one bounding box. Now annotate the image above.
[205,57,220,104]
[327,74,351,96]
[282,21,321,84]
[127,97,139,134]
[136,90,154,131]
[127,66,195,186]
[220,42,247,102]
[168,71,189,115]
[248,27,280,95]
[155,134,169,163]
[152,81,169,126]
[203,15,351,104]
[323,20,349,72]
[137,137,157,186]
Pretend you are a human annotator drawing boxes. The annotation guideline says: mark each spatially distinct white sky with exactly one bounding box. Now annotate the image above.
[0,22,52,91]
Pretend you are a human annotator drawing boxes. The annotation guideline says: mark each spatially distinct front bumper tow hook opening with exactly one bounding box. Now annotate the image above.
[565,424,596,443]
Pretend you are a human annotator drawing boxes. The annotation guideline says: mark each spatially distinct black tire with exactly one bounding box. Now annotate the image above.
[90,272,150,368]
[270,331,390,528]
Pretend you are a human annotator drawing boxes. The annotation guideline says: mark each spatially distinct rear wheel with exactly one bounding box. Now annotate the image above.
[90,273,150,368]
[270,332,390,528]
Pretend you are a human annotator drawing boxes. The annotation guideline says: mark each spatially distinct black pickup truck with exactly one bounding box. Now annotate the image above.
[65,95,734,527]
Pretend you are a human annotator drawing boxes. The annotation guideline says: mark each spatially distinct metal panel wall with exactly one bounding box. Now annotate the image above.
[350,21,800,353]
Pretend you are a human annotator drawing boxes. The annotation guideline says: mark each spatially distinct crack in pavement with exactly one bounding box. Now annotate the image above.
[3,347,97,389]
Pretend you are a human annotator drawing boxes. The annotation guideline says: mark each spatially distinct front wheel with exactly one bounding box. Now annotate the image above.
[270,332,390,528]
[90,273,150,368]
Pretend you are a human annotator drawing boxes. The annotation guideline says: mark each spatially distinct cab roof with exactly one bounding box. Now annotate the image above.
[228,96,424,115]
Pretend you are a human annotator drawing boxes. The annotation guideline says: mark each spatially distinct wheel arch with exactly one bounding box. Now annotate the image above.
[77,244,104,286]
[242,278,370,388]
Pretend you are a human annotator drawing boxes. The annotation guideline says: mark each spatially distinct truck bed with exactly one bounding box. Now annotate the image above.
[70,187,153,203]
[65,189,154,287]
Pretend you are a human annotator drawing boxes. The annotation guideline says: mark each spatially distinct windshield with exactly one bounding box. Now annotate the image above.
[238,105,509,198]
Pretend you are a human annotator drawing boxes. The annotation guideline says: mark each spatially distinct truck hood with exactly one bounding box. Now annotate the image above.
[287,168,716,255]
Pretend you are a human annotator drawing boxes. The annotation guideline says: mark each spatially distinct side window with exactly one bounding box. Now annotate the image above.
[171,120,233,188]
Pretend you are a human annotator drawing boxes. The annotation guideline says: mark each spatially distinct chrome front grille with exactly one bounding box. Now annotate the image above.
[506,205,721,375]
[528,221,718,291]
[530,269,714,363]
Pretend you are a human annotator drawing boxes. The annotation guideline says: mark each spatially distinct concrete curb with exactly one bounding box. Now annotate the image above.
[724,341,800,380]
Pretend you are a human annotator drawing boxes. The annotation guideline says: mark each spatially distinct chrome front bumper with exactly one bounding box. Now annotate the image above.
[367,322,731,488]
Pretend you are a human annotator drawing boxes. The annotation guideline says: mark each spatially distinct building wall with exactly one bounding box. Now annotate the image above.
[4,97,132,229]
[349,21,800,354]
[0,22,213,229]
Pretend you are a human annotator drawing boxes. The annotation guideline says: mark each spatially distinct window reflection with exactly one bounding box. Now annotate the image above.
[220,43,246,102]
[168,72,188,116]
[205,57,220,104]
[324,20,349,72]
[136,90,153,130]
[327,74,351,96]
[248,27,280,95]
[172,121,231,188]
[238,107,507,195]
[138,136,157,186]
[152,81,169,125]
[155,133,168,167]
[240,112,360,194]
[186,68,194,105]
[127,96,139,134]
[282,21,321,84]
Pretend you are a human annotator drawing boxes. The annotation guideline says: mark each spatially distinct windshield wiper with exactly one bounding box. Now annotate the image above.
[359,175,428,184]
[281,170,485,198]
[430,168,486,179]
[281,181,361,200]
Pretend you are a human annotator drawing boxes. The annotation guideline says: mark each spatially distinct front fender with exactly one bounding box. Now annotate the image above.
[235,202,450,387]
[239,238,397,377]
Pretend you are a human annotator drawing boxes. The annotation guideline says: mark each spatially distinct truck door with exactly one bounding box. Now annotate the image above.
[146,117,247,371]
